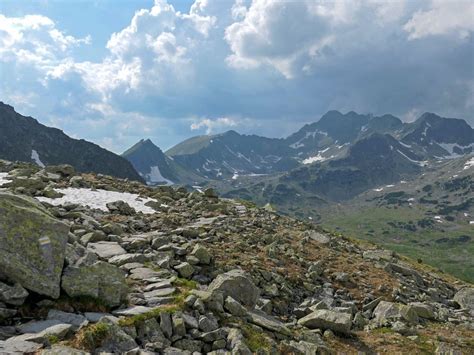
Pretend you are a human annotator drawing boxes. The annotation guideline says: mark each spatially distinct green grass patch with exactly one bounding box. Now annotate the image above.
[72,322,111,351]
[241,324,271,352]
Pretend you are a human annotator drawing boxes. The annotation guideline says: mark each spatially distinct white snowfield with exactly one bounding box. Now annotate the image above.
[0,172,10,187]
[145,166,174,185]
[36,187,159,214]
[31,149,45,168]
[464,157,474,170]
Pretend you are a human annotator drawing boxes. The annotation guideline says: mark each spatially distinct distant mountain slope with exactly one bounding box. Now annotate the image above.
[0,102,143,182]
[401,113,474,158]
[167,130,299,179]
[122,139,203,185]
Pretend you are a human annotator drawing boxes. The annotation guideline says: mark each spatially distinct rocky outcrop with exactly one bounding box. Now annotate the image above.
[0,192,68,298]
[61,261,128,307]
[298,310,352,334]
[207,269,260,308]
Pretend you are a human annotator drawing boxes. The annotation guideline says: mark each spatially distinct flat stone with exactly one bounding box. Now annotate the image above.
[87,241,126,259]
[18,320,63,334]
[108,253,145,266]
[47,310,88,329]
[84,312,111,323]
[144,287,176,298]
[298,310,352,334]
[143,280,173,292]
[112,306,156,317]
[248,310,291,336]
[0,338,42,354]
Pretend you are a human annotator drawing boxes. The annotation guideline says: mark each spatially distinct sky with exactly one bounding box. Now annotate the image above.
[0,0,473,153]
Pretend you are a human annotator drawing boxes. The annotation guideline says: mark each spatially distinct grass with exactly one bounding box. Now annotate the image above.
[45,334,60,345]
[320,205,474,282]
[70,322,111,351]
[241,324,271,352]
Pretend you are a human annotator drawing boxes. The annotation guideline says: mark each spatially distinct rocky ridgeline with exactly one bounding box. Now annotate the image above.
[0,159,473,354]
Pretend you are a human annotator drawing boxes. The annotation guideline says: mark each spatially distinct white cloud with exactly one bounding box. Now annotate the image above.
[190,117,238,134]
[404,0,474,39]
[0,14,90,67]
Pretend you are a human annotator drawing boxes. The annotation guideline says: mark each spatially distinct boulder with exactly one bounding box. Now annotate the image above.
[190,244,211,265]
[298,310,352,334]
[208,269,260,308]
[61,261,128,307]
[0,192,68,298]
[87,241,126,259]
[372,301,419,326]
[0,282,28,306]
[453,287,474,312]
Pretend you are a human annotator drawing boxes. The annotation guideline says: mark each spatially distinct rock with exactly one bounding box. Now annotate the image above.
[160,312,173,339]
[227,328,251,355]
[409,302,436,320]
[204,188,218,199]
[172,313,186,337]
[108,253,146,266]
[18,320,64,334]
[0,192,68,298]
[190,244,211,265]
[453,287,474,312]
[247,310,292,336]
[174,338,203,352]
[224,296,248,317]
[308,231,330,244]
[200,328,228,342]
[0,338,42,354]
[96,322,138,353]
[45,165,75,177]
[87,241,127,259]
[106,201,136,215]
[61,261,128,307]
[174,262,194,278]
[113,306,155,317]
[0,282,28,305]
[372,301,419,326]
[136,318,168,345]
[41,344,90,354]
[298,310,352,334]
[363,249,395,262]
[47,309,88,330]
[208,269,260,308]
[199,315,219,332]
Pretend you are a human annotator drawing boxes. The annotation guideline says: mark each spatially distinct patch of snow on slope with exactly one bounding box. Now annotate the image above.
[232,172,239,180]
[399,141,412,148]
[146,166,173,185]
[302,148,334,164]
[464,156,474,170]
[36,188,158,214]
[0,172,10,187]
[397,150,428,166]
[31,150,45,168]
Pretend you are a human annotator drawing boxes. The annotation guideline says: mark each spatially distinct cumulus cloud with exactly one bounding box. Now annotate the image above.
[0,14,90,67]
[0,0,473,153]
[190,117,238,134]
[404,0,474,40]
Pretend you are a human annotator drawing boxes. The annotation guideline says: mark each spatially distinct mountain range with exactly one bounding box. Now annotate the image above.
[1,101,473,280]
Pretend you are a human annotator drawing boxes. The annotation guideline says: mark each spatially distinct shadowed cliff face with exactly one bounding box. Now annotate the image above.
[0,102,143,182]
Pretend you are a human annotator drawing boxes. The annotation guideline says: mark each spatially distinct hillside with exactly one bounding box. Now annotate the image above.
[0,102,143,182]
[0,159,472,354]
[122,139,203,185]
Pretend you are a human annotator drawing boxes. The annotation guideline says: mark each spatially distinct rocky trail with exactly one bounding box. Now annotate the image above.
[0,159,472,354]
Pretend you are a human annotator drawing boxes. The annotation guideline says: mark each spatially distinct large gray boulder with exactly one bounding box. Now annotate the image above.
[372,301,419,326]
[61,261,128,307]
[0,192,68,298]
[208,269,260,308]
[298,310,352,334]
[454,287,474,312]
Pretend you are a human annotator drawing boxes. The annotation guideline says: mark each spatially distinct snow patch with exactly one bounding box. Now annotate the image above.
[36,188,158,214]
[302,148,334,165]
[0,172,10,187]
[373,187,384,192]
[146,166,173,185]
[464,157,474,170]
[31,150,45,168]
